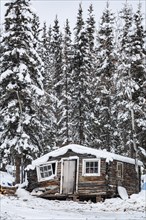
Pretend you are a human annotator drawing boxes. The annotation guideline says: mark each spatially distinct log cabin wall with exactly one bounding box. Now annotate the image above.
[77,156,107,196]
[107,161,140,196]
[106,161,118,197]
[27,161,61,193]
[122,163,140,195]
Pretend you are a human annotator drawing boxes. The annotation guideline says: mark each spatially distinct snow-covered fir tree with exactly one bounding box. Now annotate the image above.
[31,13,50,153]
[84,4,98,147]
[95,2,116,151]
[38,23,55,152]
[71,4,93,145]
[130,3,146,157]
[62,19,73,145]
[0,0,44,182]
[115,2,136,156]
[31,13,41,51]
[86,4,96,54]
[51,16,65,148]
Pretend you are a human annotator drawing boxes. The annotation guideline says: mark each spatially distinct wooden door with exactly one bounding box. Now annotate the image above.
[62,159,76,194]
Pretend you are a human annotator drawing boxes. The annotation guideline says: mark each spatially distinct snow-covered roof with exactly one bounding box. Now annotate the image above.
[26,144,143,170]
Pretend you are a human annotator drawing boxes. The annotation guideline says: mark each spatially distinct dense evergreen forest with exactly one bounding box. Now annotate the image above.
[0,0,146,180]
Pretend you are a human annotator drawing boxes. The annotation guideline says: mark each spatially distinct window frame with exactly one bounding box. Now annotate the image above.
[82,158,101,176]
[117,162,123,178]
[36,161,57,182]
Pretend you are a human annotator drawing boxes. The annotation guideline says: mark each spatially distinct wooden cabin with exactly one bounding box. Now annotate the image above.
[26,144,142,202]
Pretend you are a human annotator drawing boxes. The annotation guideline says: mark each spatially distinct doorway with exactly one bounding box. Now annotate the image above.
[61,158,78,194]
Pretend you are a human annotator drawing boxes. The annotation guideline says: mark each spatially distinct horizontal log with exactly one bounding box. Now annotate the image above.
[38,180,59,187]
[40,194,67,199]
[0,185,17,195]
[78,188,106,194]
[79,181,105,187]
[79,176,105,182]
[78,187,106,193]
[39,188,59,197]
[78,191,107,196]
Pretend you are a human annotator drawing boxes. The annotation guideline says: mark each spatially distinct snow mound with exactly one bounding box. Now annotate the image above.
[16,188,32,200]
[0,171,14,187]
[130,190,146,201]
[1,189,145,220]
[101,190,145,213]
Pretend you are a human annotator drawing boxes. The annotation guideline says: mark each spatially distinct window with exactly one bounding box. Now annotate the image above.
[117,162,123,178]
[82,159,100,176]
[37,161,57,182]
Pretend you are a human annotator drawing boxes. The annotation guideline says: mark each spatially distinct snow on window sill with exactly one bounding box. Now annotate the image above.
[82,173,100,177]
[38,174,56,182]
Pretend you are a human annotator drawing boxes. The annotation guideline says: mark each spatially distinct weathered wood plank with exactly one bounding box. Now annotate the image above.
[78,190,107,195]
[79,182,106,188]
[79,177,105,182]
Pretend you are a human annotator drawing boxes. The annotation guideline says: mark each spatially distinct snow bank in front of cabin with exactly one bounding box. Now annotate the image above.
[26,144,143,170]
[0,187,145,220]
[0,171,14,187]
[101,190,146,213]
[16,187,32,200]
[0,171,145,219]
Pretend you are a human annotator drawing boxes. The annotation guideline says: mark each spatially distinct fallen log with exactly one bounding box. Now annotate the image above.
[0,185,17,195]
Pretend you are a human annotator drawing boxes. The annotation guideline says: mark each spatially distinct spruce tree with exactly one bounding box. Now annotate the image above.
[38,23,55,152]
[51,16,65,148]
[62,19,73,145]
[115,2,135,156]
[72,4,91,145]
[85,4,97,147]
[131,3,146,157]
[96,2,116,151]
[0,0,44,182]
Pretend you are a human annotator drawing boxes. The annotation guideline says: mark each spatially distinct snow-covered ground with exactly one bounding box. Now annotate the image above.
[0,188,146,220]
[0,171,146,220]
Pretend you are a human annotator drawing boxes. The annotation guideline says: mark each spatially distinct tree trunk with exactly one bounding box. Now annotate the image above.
[15,155,21,184]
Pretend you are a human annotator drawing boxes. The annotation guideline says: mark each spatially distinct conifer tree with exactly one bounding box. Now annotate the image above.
[85,4,97,147]
[130,3,146,156]
[62,19,73,145]
[32,13,41,52]
[114,2,135,156]
[86,4,96,53]
[51,16,65,148]
[96,2,116,151]
[39,23,54,152]
[72,4,91,145]
[0,0,44,182]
